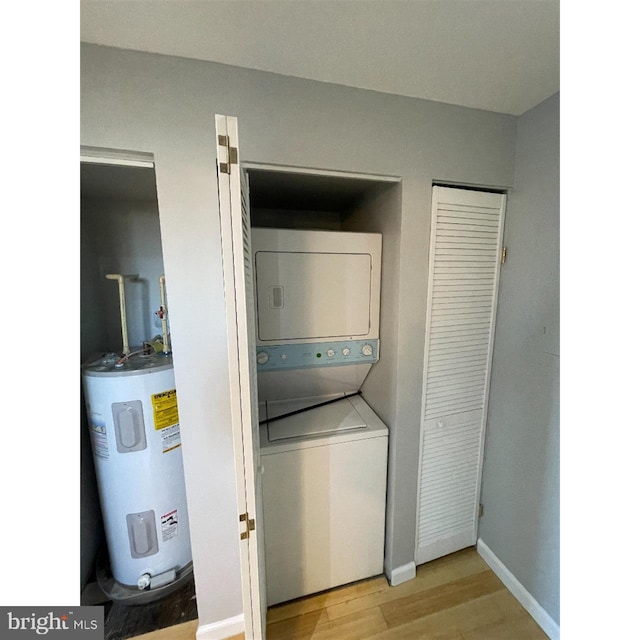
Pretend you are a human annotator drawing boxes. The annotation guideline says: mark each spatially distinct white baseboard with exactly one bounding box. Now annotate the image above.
[196,613,245,640]
[476,538,559,640]
[385,560,416,586]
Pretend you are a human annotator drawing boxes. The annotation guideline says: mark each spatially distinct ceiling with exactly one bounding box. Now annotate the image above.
[80,0,559,116]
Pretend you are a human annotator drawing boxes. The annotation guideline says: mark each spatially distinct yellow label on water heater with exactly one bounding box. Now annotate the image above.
[152,389,180,430]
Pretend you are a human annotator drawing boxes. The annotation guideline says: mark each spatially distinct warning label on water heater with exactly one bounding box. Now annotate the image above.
[152,389,180,430]
[161,509,179,541]
[161,424,181,453]
[152,389,181,453]
[90,421,109,459]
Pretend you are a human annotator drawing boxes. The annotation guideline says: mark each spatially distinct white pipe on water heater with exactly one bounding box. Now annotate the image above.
[159,275,170,354]
[105,273,137,356]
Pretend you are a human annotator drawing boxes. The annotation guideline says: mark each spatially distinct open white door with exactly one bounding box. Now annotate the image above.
[215,114,266,639]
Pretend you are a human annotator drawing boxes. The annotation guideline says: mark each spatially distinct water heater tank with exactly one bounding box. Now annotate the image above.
[82,353,191,589]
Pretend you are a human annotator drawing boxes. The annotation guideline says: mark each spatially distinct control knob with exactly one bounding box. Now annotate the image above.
[361,344,374,357]
[257,352,269,365]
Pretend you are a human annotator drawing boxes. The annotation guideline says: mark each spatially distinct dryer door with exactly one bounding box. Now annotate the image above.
[255,250,372,341]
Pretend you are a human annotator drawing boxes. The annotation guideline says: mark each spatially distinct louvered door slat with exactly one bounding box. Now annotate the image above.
[427,361,487,377]
[431,319,491,330]
[430,317,492,330]
[436,237,500,246]
[426,381,486,399]
[430,335,490,347]
[433,289,494,298]
[432,299,494,310]
[430,339,490,353]
[416,186,505,566]
[427,377,486,394]
[429,346,489,359]
[438,212,498,220]
[426,350,490,364]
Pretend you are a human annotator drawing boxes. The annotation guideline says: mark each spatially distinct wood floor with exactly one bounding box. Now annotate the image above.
[131,547,547,640]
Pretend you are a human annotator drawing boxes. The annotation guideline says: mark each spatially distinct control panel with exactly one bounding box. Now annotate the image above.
[256,340,379,371]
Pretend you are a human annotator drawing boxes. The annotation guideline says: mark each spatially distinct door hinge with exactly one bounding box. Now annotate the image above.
[239,512,256,540]
[501,247,507,264]
[218,134,238,174]
[478,503,484,518]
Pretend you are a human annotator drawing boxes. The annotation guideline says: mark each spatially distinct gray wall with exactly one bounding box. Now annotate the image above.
[81,196,166,357]
[342,183,403,571]
[80,192,167,590]
[479,92,559,623]
[80,196,108,591]
[80,43,517,629]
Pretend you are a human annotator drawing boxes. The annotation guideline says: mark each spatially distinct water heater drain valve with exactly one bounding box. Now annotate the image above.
[137,573,151,590]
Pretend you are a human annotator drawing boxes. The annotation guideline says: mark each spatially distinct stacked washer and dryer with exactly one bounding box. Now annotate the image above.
[251,227,389,606]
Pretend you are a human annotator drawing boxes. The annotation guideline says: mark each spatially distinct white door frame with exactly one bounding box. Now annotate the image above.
[80,145,155,168]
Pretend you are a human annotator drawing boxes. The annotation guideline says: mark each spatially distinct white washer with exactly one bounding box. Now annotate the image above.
[260,395,388,606]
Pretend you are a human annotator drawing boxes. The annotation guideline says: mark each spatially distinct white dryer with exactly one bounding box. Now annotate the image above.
[251,228,389,606]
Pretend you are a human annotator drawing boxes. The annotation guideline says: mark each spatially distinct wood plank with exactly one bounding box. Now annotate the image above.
[463,613,548,639]
[326,547,487,622]
[303,606,388,640]
[379,570,503,628]
[127,619,198,640]
[366,590,529,640]
[267,574,389,624]
[265,608,328,640]
[436,589,529,634]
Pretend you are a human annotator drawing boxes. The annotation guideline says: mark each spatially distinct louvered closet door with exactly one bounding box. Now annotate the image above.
[415,186,506,565]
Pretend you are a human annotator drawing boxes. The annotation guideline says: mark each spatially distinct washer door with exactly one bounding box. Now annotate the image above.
[267,398,367,442]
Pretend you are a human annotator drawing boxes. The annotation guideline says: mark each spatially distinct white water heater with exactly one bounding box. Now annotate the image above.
[82,353,191,590]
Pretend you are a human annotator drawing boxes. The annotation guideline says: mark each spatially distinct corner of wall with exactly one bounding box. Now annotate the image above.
[384,559,416,587]
[477,539,559,640]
